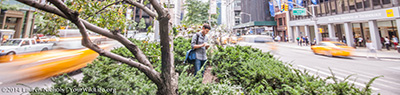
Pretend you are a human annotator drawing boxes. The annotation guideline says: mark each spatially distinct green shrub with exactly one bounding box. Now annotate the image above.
[210,45,378,94]
[30,38,239,95]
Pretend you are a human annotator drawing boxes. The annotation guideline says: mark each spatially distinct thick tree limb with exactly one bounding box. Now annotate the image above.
[84,0,123,20]
[148,0,165,18]
[16,0,67,18]
[18,0,177,94]
[74,19,162,87]
[48,0,78,21]
[18,0,154,68]
[125,0,157,18]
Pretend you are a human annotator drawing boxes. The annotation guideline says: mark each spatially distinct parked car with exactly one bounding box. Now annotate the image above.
[311,41,354,57]
[133,33,155,43]
[241,35,273,43]
[0,38,54,60]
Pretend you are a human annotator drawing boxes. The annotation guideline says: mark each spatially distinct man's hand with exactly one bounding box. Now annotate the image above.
[204,43,210,49]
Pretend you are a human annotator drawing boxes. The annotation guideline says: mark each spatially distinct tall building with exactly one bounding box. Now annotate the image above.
[233,0,241,25]
[233,0,276,35]
[289,0,400,50]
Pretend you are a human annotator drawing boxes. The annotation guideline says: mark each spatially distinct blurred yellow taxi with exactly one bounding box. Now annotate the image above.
[0,44,113,83]
[218,36,237,45]
[311,41,354,57]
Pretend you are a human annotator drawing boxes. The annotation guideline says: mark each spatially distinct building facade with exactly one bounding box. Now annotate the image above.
[233,0,276,35]
[275,12,287,40]
[1,0,36,38]
[289,0,400,50]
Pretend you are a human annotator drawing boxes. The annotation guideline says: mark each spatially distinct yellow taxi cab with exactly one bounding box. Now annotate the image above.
[0,44,113,83]
[311,41,354,57]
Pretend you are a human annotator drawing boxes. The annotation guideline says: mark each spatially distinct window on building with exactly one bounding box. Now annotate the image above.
[234,0,241,7]
[278,18,283,25]
[235,11,240,17]
[235,18,240,25]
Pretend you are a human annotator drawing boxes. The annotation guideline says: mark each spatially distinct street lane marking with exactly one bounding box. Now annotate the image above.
[329,67,400,88]
[333,66,400,82]
[297,65,380,91]
[380,59,400,62]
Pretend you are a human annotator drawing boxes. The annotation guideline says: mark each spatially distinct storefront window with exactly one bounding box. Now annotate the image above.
[352,23,365,46]
[362,22,370,41]
[377,21,395,38]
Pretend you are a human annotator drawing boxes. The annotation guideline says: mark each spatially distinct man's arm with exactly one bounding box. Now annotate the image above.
[191,34,205,49]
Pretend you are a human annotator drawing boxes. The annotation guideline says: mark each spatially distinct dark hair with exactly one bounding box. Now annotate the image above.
[203,24,211,30]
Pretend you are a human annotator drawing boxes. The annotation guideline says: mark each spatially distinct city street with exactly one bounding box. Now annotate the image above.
[238,42,400,95]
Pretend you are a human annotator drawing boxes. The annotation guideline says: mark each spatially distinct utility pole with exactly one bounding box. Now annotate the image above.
[310,5,321,43]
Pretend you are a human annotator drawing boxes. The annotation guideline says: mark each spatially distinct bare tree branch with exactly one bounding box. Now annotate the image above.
[48,0,78,21]
[16,0,67,18]
[84,0,123,20]
[18,0,154,68]
[125,0,157,18]
[148,0,165,17]
[74,18,163,87]
[51,0,155,70]
[37,0,164,87]
[81,20,154,69]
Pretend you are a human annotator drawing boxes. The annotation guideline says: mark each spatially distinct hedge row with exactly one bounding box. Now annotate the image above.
[30,37,377,95]
[209,45,378,94]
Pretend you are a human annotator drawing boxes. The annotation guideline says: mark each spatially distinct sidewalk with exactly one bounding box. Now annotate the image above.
[275,42,400,60]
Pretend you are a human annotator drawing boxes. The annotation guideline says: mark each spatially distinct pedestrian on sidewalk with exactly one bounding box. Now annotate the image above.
[366,39,378,59]
[299,36,304,46]
[342,36,346,43]
[381,37,385,48]
[384,36,391,50]
[392,35,398,50]
[302,36,306,46]
[191,24,211,77]
[358,36,364,47]
[296,37,300,46]
[305,36,309,46]
[276,35,281,42]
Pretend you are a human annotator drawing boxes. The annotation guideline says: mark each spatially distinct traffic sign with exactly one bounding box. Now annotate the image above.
[293,8,307,16]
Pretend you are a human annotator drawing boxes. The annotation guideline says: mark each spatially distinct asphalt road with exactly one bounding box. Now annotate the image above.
[238,42,400,95]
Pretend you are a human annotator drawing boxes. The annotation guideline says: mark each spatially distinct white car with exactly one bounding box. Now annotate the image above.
[133,33,155,42]
[0,38,54,56]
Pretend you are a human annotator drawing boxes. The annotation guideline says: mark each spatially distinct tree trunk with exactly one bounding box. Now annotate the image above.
[157,13,178,95]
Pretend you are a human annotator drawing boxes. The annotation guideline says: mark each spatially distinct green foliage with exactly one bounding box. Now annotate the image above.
[138,18,147,30]
[30,38,239,94]
[173,37,193,73]
[210,45,378,94]
[0,4,21,11]
[34,0,135,35]
[182,0,217,26]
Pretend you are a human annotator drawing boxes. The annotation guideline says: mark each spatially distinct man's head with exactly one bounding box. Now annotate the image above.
[202,24,211,35]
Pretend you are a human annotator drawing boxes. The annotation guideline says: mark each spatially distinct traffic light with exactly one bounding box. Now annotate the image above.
[281,4,289,11]
[284,4,289,11]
